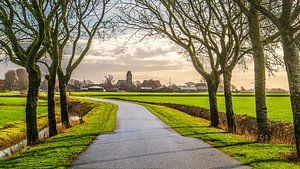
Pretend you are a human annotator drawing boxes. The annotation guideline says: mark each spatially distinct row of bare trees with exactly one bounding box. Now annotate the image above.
[119,0,300,159]
[0,0,112,145]
[0,0,300,161]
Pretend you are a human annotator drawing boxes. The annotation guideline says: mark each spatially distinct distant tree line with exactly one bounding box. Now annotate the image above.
[3,68,29,91]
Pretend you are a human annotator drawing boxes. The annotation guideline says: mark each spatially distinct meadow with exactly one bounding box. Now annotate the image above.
[0,91,295,168]
[0,94,59,149]
[70,91,290,96]
[0,97,48,127]
[71,92,292,123]
[0,99,117,168]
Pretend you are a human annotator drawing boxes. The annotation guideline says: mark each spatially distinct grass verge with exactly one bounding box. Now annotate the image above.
[0,100,117,169]
[143,103,299,169]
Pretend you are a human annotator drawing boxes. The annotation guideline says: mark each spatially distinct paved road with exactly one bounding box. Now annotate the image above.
[71,98,250,169]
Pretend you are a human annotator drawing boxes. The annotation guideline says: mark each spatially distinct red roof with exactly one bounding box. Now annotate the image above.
[0,80,5,86]
[141,79,162,89]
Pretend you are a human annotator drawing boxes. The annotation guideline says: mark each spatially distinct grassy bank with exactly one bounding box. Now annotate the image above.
[0,96,59,149]
[143,103,298,169]
[0,99,117,169]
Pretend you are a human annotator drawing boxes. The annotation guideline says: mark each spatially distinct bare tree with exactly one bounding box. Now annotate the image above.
[233,0,282,141]
[5,70,18,91]
[247,0,300,159]
[119,0,249,131]
[16,68,29,91]
[40,0,69,137]
[0,1,62,145]
[234,0,270,141]
[119,0,220,127]
[135,80,141,88]
[205,0,249,133]
[55,0,114,127]
[104,74,115,89]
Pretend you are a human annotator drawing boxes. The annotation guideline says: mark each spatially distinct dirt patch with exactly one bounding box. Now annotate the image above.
[68,101,94,117]
[164,103,295,144]
[0,134,25,151]
[0,124,15,130]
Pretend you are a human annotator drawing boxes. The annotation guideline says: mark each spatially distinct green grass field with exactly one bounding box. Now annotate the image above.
[0,92,23,97]
[0,91,294,168]
[70,91,292,122]
[143,103,298,169]
[0,100,117,169]
[70,91,290,97]
[86,94,292,122]
[0,97,48,127]
[0,96,59,149]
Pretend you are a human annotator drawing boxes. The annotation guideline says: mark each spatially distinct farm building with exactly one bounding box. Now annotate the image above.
[0,80,5,90]
[139,79,161,90]
[178,86,198,92]
[88,86,105,92]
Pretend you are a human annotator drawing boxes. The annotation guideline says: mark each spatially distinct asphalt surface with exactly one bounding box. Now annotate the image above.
[71,98,250,169]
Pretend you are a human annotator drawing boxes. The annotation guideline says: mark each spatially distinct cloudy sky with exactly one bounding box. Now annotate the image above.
[0,35,289,90]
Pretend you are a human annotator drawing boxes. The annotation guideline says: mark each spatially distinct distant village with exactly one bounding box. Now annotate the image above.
[0,69,288,93]
[65,71,211,92]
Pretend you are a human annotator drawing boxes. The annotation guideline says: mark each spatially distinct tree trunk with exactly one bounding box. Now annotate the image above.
[25,65,41,145]
[223,70,236,133]
[248,6,270,142]
[281,30,300,160]
[47,69,58,136]
[207,77,219,128]
[57,69,70,128]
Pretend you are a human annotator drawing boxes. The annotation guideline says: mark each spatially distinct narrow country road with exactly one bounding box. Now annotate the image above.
[71,98,250,169]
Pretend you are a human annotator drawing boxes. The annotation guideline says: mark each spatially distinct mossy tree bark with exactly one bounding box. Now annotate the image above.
[52,0,109,129]
[58,69,70,128]
[0,0,64,144]
[207,75,220,128]
[25,65,41,145]
[222,69,236,133]
[248,0,300,157]
[47,65,58,136]
[248,5,270,142]
[281,29,300,160]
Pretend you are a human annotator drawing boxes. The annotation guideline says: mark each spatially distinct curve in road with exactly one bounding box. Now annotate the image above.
[71,98,250,169]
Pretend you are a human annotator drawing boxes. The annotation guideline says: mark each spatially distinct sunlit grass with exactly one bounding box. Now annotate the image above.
[0,97,48,127]
[0,96,58,149]
[0,97,47,106]
[0,100,117,169]
[144,104,298,169]
[70,91,290,96]
[0,92,23,97]
[95,95,292,122]
[71,91,292,122]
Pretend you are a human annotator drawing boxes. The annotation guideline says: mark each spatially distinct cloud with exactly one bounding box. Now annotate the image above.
[0,34,289,89]
[76,36,187,69]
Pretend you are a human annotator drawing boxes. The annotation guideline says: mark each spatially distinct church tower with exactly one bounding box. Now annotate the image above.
[126,71,132,84]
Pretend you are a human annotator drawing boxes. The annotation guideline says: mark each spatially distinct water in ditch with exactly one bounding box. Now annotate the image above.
[0,116,80,158]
